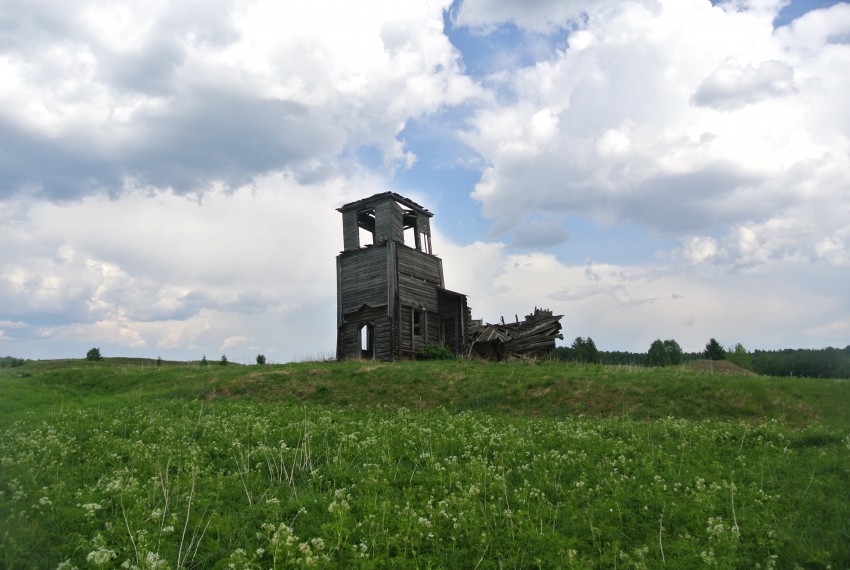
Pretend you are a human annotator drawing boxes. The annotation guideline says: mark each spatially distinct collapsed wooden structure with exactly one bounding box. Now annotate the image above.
[335,192,562,361]
[467,308,563,360]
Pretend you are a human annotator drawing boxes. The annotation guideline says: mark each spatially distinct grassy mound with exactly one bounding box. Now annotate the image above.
[3,358,848,427]
[1,359,848,568]
[687,359,757,376]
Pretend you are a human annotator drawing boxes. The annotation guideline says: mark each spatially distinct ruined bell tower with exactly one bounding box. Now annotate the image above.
[335,192,469,360]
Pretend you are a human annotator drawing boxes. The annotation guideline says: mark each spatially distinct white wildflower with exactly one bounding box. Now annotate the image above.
[86,547,117,567]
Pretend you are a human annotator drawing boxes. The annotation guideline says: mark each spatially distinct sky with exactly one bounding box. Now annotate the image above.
[1,0,849,363]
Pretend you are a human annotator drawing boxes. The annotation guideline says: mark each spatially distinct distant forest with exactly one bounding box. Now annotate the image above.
[0,356,27,368]
[556,344,850,380]
[749,347,850,379]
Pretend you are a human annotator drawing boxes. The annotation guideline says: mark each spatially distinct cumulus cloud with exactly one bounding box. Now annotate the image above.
[453,0,626,34]
[0,173,370,359]
[440,234,850,351]
[693,60,798,110]
[0,0,478,200]
[0,1,490,360]
[459,0,850,269]
[775,2,850,52]
[509,218,570,248]
[2,0,848,361]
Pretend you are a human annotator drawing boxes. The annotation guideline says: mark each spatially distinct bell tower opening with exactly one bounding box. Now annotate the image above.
[357,208,376,247]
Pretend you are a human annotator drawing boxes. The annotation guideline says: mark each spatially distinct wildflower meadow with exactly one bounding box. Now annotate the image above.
[1,359,848,568]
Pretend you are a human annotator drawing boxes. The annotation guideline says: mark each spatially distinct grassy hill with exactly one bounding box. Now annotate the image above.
[2,358,849,568]
[3,357,848,426]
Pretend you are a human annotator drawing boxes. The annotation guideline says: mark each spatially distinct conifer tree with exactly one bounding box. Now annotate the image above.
[704,338,726,360]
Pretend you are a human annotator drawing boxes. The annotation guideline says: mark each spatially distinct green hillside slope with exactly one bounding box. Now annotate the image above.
[3,358,848,426]
[1,359,848,568]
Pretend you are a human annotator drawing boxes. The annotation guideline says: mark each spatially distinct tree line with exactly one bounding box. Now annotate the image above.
[557,338,850,379]
[0,356,28,368]
[750,347,850,378]
[557,337,721,367]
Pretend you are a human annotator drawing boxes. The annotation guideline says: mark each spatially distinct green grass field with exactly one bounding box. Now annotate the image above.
[1,359,848,568]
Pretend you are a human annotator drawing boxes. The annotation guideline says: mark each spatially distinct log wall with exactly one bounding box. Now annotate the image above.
[375,199,404,244]
[338,305,394,360]
[397,246,443,313]
[341,209,361,251]
[398,306,440,357]
[338,245,388,314]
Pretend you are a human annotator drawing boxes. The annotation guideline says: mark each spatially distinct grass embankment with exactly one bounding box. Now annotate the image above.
[4,358,847,427]
[1,359,849,568]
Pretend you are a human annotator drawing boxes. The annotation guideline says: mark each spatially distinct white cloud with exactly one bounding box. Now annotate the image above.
[453,0,628,34]
[2,0,848,362]
[0,1,486,360]
[693,60,797,110]
[459,0,850,271]
[0,173,374,360]
[440,233,850,351]
[0,0,479,199]
[509,218,570,248]
[434,0,850,353]
[221,335,252,350]
[775,2,850,53]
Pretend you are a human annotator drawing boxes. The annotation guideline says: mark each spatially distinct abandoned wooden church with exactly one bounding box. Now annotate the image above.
[336,192,563,360]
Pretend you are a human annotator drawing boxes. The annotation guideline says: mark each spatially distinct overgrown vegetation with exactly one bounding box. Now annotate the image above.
[1,358,848,568]
[417,344,455,360]
[752,346,850,379]
[555,342,850,379]
[0,356,27,368]
[704,338,726,361]
[726,343,753,371]
[85,347,103,361]
[565,336,599,363]
[646,339,683,367]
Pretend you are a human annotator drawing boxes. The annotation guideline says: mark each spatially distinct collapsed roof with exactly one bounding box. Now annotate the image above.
[467,308,564,361]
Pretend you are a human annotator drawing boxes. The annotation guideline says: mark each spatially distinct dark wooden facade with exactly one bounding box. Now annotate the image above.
[336,192,470,360]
